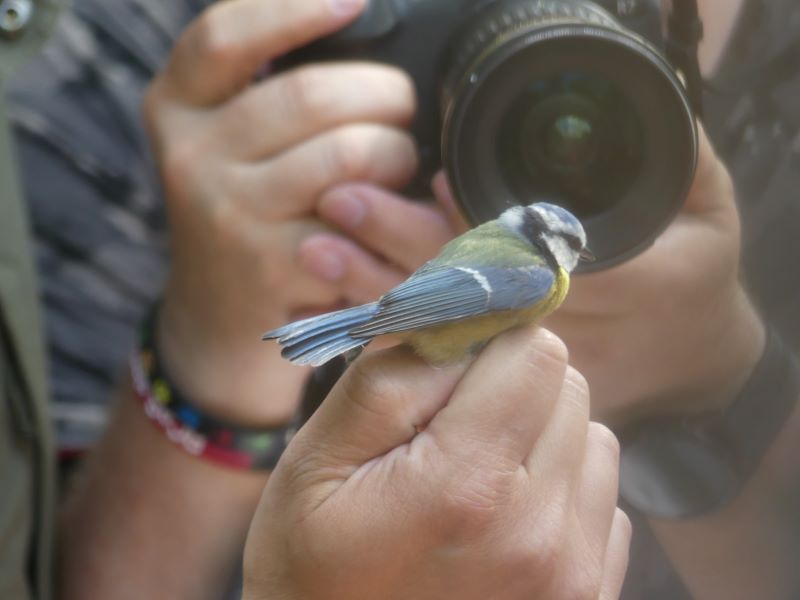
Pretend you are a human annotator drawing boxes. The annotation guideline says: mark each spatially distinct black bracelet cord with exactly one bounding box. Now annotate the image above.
[135,306,298,470]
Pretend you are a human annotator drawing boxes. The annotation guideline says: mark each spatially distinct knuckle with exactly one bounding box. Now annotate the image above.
[338,355,400,420]
[284,67,333,118]
[560,570,604,600]
[436,487,498,539]
[372,66,417,121]
[191,6,242,69]
[391,132,420,173]
[511,519,567,591]
[563,365,590,398]
[530,328,570,372]
[560,366,591,419]
[587,421,621,463]
[434,466,520,540]
[327,126,373,180]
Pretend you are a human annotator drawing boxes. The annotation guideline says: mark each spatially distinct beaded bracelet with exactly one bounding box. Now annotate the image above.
[130,309,298,471]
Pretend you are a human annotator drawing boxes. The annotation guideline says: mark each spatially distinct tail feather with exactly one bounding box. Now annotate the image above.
[262,303,379,367]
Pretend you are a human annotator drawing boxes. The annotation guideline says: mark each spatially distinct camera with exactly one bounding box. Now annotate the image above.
[278,0,699,270]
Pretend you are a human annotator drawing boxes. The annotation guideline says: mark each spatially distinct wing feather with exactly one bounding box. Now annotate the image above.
[350,265,554,337]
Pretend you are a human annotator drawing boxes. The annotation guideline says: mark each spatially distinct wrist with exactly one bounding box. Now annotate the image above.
[156,296,307,426]
[133,314,302,470]
[682,288,766,413]
[608,287,766,428]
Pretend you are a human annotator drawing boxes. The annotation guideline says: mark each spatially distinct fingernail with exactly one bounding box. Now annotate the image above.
[319,193,366,230]
[302,248,345,281]
[329,0,365,17]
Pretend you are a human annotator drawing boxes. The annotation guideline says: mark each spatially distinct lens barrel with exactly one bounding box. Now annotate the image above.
[440,0,697,271]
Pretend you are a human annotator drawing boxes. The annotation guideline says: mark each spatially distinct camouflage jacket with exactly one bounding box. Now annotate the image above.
[8,0,210,451]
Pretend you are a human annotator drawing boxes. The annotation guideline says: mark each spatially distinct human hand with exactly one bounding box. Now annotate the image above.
[142,0,417,422]
[541,127,764,426]
[298,183,463,306]
[243,327,631,600]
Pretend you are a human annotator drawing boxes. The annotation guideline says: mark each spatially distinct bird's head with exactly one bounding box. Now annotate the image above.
[499,202,590,272]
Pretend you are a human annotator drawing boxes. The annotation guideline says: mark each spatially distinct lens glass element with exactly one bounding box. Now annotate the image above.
[542,113,595,171]
[498,73,643,218]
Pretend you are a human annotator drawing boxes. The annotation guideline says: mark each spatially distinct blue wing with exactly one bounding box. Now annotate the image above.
[350,264,554,337]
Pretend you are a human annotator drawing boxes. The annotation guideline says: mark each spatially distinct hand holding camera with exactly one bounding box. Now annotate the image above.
[142,0,420,423]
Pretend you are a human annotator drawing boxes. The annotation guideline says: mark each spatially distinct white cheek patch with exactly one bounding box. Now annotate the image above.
[542,234,578,272]
[456,267,492,294]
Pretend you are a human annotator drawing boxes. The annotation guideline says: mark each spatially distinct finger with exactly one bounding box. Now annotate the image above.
[214,63,415,160]
[429,326,569,464]
[524,367,590,487]
[572,422,621,561]
[431,170,472,234]
[161,0,367,106]
[317,184,455,272]
[598,508,633,600]
[291,346,469,469]
[239,123,418,220]
[297,233,408,304]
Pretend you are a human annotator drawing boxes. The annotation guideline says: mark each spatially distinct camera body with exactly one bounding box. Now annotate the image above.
[278,0,698,270]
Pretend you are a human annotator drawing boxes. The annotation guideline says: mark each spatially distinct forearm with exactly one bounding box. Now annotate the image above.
[58,377,269,600]
[649,390,800,599]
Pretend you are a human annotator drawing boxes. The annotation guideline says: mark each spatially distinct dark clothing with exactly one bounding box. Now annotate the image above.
[704,0,800,353]
[8,0,210,450]
[622,1,800,597]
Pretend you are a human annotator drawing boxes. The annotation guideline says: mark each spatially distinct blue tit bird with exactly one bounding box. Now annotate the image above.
[262,202,590,367]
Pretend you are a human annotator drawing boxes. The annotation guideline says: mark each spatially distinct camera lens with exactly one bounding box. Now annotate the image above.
[440,0,697,271]
[499,72,644,220]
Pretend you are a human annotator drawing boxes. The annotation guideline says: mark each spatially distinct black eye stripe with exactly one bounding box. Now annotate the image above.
[521,208,546,242]
[565,234,583,251]
[521,208,559,271]
[522,209,582,249]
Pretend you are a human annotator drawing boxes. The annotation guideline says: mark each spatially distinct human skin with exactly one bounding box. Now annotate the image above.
[243,327,630,600]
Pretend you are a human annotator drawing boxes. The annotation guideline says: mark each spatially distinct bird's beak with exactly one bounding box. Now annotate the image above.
[579,247,596,263]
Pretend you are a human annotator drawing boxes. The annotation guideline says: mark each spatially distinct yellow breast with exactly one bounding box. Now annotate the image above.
[400,267,570,365]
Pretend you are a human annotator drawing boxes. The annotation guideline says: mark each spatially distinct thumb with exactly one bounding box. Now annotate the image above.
[286,346,467,472]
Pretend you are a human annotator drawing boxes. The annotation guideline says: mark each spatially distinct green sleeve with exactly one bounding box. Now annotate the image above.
[0,2,64,597]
